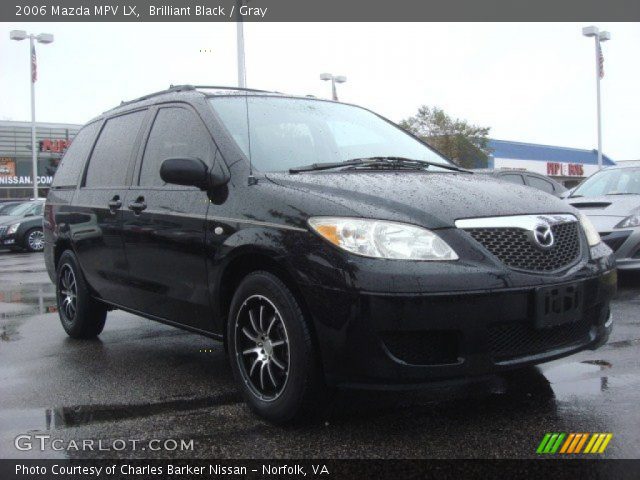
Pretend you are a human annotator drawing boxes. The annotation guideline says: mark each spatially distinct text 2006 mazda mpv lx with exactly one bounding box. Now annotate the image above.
[45,86,616,422]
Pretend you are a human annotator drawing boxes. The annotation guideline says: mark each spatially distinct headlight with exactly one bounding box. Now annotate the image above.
[6,223,20,235]
[308,217,458,261]
[577,212,601,247]
[615,214,640,229]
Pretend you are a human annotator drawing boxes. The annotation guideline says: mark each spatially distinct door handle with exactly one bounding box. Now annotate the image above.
[108,196,122,214]
[128,196,147,215]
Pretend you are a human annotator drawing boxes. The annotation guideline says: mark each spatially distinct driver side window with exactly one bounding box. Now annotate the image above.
[139,107,214,187]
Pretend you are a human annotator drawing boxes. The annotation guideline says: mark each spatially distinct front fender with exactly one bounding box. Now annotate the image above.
[206,224,314,333]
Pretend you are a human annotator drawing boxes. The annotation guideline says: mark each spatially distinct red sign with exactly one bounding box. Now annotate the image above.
[546,162,584,177]
[39,139,71,153]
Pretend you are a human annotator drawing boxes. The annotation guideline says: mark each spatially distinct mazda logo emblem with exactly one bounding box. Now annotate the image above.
[533,223,554,249]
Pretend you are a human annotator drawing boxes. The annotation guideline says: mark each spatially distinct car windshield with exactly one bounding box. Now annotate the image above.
[209,96,451,172]
[0,203,20,214]
[1,202,38,216]
[572,167,640,197]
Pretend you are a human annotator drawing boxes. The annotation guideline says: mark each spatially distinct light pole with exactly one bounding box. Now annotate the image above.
[236,0,246,88]
[582,25,611,170]
[10,30,54,199]
[320,73,347,101]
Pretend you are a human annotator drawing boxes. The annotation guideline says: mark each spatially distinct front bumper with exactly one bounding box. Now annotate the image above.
[0,232,17,247]
[300,269,616,388]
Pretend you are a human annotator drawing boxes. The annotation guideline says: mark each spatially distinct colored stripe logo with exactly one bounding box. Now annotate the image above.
[537,433,612,454]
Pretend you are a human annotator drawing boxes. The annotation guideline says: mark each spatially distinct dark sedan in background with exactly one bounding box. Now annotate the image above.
[474,168,567,197]
[0,200,45,252]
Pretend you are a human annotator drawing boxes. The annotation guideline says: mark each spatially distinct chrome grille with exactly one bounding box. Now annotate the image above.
[458,216,582,272]
[0,226,7,237]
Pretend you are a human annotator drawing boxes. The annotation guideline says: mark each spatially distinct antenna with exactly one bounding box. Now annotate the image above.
[244,93,256,185]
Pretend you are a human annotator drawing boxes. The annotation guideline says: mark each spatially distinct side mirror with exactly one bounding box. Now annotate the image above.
[160,158,209,190]
[160,157,230,191]
[559,187,575,199]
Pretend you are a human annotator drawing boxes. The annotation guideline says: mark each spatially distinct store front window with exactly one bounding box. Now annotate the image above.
[0,122,80,199]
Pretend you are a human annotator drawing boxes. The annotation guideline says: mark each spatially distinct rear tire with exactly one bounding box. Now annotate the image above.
[56,250,107,339]
[24,228,44,252]
[227,271,325,424]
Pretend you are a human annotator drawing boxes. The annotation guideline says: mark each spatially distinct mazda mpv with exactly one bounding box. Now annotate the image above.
[45,85,616,422]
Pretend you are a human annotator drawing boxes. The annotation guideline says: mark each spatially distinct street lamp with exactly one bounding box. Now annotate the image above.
[9,30,54,198]
[236,0,246,88]
[320,73,347,101]
[582,25,611,170]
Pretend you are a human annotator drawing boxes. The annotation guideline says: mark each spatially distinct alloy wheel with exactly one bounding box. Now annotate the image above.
[235,295,290,401]
[28,230,44,251]
[58,265,77,321]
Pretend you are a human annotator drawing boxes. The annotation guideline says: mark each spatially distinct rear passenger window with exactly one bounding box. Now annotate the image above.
[84,110,146,187]
[51,122,99,188]
[139,107,214,187]
[500,173,525,185]
[527,175,555,193]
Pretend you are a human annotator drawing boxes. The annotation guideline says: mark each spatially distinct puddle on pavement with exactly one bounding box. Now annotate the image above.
[0,393,242,432]
[543,359,640,399]
[0,282,57,341]
[606,338,640,349]
[581,359,613,368]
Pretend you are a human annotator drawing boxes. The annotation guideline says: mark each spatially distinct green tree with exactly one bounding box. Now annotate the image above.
[399,106,491,168]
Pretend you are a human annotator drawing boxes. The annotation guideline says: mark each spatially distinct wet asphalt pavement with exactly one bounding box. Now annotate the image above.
[0,251,639,459]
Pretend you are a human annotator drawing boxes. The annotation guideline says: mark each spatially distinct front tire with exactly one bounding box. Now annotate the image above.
[56,250,107,338]
[24,228,45,252]
[227,271,325,423]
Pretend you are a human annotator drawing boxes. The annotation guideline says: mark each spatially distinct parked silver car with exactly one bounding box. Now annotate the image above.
[565,162,640,270]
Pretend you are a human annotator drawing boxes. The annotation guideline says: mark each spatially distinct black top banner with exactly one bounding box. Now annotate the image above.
[1,0,640,22]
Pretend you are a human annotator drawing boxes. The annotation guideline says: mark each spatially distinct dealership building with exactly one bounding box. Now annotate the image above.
[487,139,616,188]
[0,120,81,199]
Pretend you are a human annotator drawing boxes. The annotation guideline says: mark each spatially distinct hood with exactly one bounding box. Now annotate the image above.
[566,194,640,218]
[265,171,573,229]
[0,215,19,226]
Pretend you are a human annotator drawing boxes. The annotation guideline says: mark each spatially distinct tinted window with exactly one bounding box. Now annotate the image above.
[500,173,525,185]
[139,107,214,187]
[0,202,20,214]
[84,110,146,187]
[51,122,99,188]
[5,201,40,217]
[527,175,555,193]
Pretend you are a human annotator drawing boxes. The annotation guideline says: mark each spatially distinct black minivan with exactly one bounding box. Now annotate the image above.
[45,86,616,422]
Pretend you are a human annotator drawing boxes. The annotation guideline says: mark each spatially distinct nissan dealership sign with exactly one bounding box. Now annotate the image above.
[0,175,54,186]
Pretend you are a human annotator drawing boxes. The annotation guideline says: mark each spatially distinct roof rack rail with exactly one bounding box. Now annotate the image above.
[188,85,275,94]
[113,84,196,109]
[107,84,277,114]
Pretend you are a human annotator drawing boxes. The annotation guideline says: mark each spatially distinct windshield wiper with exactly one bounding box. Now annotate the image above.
[289,156,470,174]
[605,192,640,196]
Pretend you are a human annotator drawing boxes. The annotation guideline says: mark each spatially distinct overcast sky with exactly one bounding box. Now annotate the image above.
[1,22,639,159]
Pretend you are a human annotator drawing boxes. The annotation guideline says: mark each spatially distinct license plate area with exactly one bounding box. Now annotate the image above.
[535,282,583,329]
